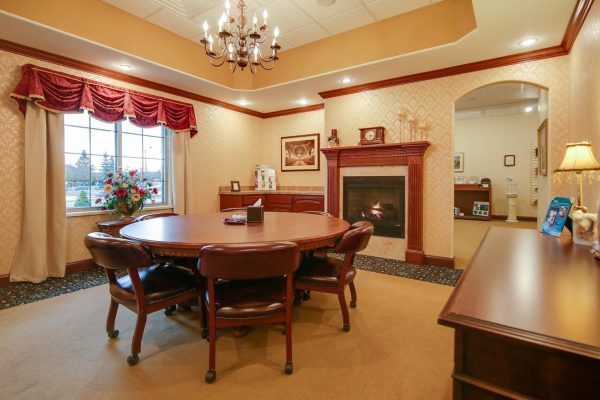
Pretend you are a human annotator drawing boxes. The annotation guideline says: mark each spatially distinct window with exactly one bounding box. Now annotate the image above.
[64,111,169,211]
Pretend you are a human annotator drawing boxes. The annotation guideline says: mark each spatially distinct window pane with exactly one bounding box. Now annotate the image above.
[65,126,89,154]
[90,115,117,131]
[121,157,143,172]
[122,119,142,134]
[64,111,90,128]
[90,130,116,156]
[65,153,90,182]
[144,125,163,137]
[144,159,164,181]
[122,133,142,158]
[143,136,164,159]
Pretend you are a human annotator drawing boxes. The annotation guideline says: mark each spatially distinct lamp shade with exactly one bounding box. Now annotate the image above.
[555,142,600,172]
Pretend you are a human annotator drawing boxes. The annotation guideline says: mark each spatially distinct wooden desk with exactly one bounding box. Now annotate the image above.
[119,212,350,258]
[439,227,600,399]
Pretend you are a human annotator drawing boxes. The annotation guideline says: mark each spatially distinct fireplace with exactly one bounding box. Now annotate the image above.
[343,176,405,238]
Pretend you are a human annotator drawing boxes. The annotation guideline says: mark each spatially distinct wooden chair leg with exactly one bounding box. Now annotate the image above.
[128,313,147,366]
[284,321,293,374]
[205,313,217,383]
[337,290,351,332]
[106,298,119,338]
[349,281,357,308]
[199,296,208,339]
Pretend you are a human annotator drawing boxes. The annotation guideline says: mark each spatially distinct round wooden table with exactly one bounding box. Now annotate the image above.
[119,212,350,257]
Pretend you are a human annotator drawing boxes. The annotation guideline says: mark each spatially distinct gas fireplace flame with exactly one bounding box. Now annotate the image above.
[361,201,385,219]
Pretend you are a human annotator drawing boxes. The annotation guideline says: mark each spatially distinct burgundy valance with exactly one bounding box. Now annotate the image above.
[11,64,198,136]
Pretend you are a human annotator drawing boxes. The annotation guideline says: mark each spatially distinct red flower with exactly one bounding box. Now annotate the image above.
[137,189,145,196]
[104,178,112,184]
[101,206,107,210]
[152,188,158,194]
[95,198,102,204]
[115,188,127,197]
[129,170,137,177]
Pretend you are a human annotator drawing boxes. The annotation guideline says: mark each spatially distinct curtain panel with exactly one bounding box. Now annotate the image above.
[10,64,198,136]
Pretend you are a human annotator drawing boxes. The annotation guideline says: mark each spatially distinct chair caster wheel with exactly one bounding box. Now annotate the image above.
[127,354,139,366]
[342,324,351,332]
[107,329,119,339]
[205,369,216,383]
[201,328,208,339]
[284,362,293,375]
[350,301,356,308]
[302,292,311,301]
[164,305,176,316]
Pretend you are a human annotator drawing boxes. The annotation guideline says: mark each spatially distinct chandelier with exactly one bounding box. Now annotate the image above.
[200,0,281,74]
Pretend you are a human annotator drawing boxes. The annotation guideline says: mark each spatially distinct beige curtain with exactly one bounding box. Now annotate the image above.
[11,103,67,283]
[171,130,193,215]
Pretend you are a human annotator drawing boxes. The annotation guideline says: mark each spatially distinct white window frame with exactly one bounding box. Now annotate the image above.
[64,114,172,216]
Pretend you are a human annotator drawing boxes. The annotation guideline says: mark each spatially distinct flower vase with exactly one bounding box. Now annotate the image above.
[117,198,140,221]
[329,140,339,147]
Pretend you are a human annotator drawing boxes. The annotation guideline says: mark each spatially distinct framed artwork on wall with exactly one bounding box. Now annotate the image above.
[537,119,548,176]
[281,133,320,172]
[454,152,464,172]
[504,154,516,166]
[230,180,240,192]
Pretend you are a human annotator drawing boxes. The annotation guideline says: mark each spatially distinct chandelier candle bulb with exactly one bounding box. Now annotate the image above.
[203,21,208,38]
[263,9,268,26]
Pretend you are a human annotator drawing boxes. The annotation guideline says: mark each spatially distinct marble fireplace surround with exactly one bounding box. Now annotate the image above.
[321,142,430,265]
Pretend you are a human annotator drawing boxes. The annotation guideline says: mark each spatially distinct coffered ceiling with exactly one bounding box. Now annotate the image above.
[0,0,579,114]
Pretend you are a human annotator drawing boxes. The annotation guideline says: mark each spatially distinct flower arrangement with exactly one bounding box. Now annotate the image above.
[327,129,339,146]
[95,169,157,217]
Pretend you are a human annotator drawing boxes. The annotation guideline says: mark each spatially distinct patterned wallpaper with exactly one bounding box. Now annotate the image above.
[568,2,600,209]
[4,3,600,274]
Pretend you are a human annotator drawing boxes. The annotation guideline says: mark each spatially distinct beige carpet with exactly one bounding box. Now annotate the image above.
[454,219,537,268]
[0,270,454,400]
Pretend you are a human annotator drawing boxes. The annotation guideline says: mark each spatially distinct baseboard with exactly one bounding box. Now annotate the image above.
[0,259,96,288]
[424,255,455,268]
[491,214,537,221]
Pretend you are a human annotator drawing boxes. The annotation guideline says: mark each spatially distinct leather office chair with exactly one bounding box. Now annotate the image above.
[84,232,202,366]
[133,212,178,222]
[294,221,374,332]
[198,242,300,383]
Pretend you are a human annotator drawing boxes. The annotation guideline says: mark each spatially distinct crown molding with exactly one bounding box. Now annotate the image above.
[561,0,594,52]
[263,104,324,119]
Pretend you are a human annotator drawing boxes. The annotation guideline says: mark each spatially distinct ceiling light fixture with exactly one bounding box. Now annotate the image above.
[201,0,281,74]
[298,99,308,105]
[118,64,132,70]
[238,99,250,106]
[524,106,534,113]
[340,77,352,84]
[517,38,538,47]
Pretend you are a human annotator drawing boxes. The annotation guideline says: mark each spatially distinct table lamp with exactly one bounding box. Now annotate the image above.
[553,141,600,212]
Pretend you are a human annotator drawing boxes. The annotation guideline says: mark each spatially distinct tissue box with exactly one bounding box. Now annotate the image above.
[247,206,264,223]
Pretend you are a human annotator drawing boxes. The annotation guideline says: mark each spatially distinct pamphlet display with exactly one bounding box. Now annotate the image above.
[541,197,573,237]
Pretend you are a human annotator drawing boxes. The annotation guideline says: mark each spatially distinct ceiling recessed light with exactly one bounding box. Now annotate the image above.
[517,38,538,47]
[118,64,132,70]
[297,99,308,106]
[524,106,534,113]
[340,77,352,84]
[238,99,250,106]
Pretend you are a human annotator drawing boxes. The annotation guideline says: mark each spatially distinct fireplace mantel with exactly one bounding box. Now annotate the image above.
[321,141,430,265]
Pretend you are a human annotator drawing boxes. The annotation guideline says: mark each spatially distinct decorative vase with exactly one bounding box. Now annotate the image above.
[329,140,339,147]
[117,198,140,220]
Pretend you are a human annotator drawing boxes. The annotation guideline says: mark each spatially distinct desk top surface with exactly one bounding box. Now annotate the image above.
[439,227,600,358]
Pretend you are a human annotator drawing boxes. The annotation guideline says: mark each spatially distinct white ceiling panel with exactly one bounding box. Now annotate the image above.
[290,0,362,21]
[103,0,162,18]
[320,6,375,35]
[261,0,313,33]
[365,0,431,20]
[146,7,204,38]
[281,23,329,48]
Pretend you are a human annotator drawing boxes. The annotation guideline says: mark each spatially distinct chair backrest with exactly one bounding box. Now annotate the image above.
[199,242,300,280]
[220,207,247,212]
[84,232,154,270]
[133,212,178,222]
[302,211,332,217]
[333,221,374,254]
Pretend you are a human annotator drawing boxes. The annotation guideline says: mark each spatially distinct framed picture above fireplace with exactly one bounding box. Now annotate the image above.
[281,133,320,172]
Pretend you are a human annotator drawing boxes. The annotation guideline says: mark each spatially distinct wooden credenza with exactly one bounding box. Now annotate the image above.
[438,227,600,399]
[219,192,324,213]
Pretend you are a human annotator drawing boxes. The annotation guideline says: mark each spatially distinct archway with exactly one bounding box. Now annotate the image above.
[452,81,549,268]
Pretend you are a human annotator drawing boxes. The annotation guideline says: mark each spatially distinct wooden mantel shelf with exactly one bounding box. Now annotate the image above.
[321,141,430,265]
